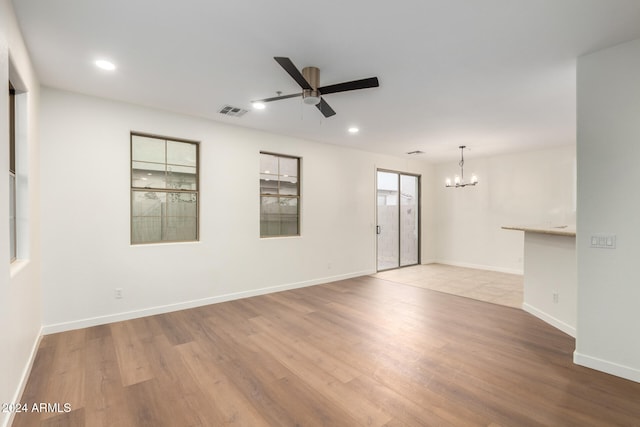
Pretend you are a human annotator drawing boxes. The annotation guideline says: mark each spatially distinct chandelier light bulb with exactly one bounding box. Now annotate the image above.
[446,178,452,186]
[454,175,461,185]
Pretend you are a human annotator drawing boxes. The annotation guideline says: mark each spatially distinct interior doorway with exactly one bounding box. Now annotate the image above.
[376,170,420,271]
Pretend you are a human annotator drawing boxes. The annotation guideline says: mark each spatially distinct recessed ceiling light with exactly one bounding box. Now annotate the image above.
[348,127,359,134]
[252,102,266,110]
[95,59,116,71]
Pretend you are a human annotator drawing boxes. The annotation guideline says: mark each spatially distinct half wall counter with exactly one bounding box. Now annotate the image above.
[502,225,576,337]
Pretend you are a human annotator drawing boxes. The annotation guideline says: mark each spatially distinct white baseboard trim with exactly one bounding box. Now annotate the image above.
[436,260,523,275]
[573,351,640,384]
[42,270,374,335]
[3,328,43,427]
[522,303,576,338]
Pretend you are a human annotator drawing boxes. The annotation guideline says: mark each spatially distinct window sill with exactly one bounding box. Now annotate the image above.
[10,259,30,278]
[130,240,201,248]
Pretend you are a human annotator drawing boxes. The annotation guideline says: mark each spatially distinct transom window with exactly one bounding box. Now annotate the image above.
[131,133,199,244]
[260,152,300,237]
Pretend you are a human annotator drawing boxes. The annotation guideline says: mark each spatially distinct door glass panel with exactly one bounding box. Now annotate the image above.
[400,174,419,266]
[377,170,420,271]
[377,171,400,270]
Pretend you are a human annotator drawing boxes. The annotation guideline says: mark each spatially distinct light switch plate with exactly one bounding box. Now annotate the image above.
[590,234,616,249]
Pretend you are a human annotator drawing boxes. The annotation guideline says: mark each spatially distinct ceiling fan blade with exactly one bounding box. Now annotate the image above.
[253,93,302,103]
[316,98,336,117]
[318,77,379,95]
[274,57,312,90]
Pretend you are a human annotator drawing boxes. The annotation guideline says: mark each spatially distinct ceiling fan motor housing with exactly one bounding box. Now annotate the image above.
[302,66,321,105]
[302,66,320,88]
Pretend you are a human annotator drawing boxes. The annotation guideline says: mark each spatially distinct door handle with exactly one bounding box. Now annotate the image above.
[376,225,381,235]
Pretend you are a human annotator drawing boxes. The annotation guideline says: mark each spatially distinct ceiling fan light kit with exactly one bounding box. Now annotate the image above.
[251,56,379,117]
[302,90,321,105]
[445,146,478,188]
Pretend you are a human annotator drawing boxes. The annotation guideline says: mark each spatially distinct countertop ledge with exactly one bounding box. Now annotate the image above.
[502,225,576,237]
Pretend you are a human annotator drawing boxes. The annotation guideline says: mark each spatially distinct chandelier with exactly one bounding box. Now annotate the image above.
[445,146,478,188]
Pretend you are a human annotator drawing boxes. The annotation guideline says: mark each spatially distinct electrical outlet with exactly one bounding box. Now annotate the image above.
[553,292,559,304]
[115,288,123,299]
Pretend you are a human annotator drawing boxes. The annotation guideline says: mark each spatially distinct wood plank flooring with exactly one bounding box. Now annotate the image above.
[12,276,640,426]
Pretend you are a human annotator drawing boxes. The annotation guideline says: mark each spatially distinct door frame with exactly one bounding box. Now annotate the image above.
[376,168,421,272]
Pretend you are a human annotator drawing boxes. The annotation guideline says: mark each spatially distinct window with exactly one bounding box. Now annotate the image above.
[260,152,300,237]
[131,133,199,244]
[9,82,16,262]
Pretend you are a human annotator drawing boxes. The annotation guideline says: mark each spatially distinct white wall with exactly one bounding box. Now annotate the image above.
[522,232,576,337]
[0,2,42,427]
[434,146,576,274]
[39,88,435,332]
[575,38,640,382]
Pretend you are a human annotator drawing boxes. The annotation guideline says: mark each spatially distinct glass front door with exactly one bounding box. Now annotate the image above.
[376,170,420,271]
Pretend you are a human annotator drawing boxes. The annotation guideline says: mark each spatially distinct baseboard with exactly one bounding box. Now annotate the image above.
[41,270,373,335]
[522,302,576,337]
[437,260,523,275]
[2,328,43,427]
[573,351,640,384]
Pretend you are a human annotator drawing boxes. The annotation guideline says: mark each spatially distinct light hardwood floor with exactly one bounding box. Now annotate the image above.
[372,264,523,308]
[12,276,640,426]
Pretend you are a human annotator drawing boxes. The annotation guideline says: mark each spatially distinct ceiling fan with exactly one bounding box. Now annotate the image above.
[252,57,379,117]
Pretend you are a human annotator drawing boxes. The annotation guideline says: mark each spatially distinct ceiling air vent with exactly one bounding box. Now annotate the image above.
[218,105,248,117]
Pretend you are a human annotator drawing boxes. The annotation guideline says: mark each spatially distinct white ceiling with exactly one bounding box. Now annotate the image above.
[11,0,640,162]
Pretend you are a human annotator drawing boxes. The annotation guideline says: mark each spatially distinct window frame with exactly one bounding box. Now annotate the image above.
[259,151,301,238]
[130,132,200,245]
[9,81,17,262]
